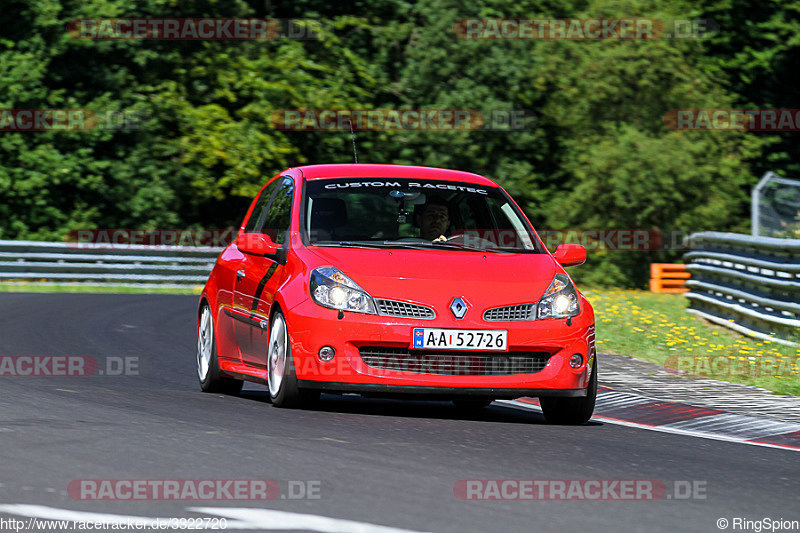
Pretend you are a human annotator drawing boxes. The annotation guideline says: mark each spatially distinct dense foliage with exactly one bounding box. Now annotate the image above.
[1,0,797,286]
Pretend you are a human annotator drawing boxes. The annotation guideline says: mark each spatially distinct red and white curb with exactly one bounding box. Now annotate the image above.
[501,386,800,452]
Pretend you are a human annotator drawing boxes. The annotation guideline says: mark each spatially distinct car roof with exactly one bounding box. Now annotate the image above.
[293,164,498,187]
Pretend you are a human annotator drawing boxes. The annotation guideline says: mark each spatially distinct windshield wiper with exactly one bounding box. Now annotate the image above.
[314,241,395,249]
[380,240,498,253]
[429,241,506,253]
[314,240,520,253]
[378,240,446,251]
[315,240,440,250]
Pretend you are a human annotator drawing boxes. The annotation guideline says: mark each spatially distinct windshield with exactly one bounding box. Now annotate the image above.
[302,178,542,253]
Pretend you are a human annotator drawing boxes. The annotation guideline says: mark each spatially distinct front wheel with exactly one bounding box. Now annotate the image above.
[267,310,319,408]
[540,358,597,425]
[197,304,243,395]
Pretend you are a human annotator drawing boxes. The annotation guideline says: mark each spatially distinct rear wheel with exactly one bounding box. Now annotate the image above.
[267,310,319,408]
[540,358,597,425]
[197,304,243,395]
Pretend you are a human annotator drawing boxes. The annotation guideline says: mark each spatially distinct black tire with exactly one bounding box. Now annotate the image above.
[540,357,597,425]
[267,310,320,408]
[197,304,243,395]
[452,398,493,411]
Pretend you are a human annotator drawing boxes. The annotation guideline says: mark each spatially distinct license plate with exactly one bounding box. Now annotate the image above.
[412,328,508,351]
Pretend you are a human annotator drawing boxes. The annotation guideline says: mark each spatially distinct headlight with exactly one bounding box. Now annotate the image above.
[310,266,376,314]
[537,274,580,319]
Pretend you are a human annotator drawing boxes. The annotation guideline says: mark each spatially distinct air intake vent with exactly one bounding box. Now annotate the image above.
[359,346,551,376]
[375,299,435,319]
[483,304,536,321]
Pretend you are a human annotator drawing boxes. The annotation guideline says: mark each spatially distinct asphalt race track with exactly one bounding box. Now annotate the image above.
[0,292,798,532]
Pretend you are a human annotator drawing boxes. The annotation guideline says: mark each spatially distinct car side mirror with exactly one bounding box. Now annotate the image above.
[237,233,287,264]
[552,244,586,267]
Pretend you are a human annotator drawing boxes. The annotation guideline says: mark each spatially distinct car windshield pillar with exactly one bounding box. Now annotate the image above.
[302,178,541,253]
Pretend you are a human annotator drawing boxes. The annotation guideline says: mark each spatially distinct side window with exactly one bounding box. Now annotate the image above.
[261,178,294,244]
[243,179,280,234]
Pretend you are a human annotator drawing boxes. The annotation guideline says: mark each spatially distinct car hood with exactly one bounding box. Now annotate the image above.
[303,246,557,312]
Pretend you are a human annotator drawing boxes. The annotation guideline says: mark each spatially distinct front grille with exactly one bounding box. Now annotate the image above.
[483,303,536,321]
[359,346,551,376]
[376,299,435,319]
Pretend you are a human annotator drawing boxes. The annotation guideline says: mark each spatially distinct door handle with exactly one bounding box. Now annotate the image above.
[236,269,246,280]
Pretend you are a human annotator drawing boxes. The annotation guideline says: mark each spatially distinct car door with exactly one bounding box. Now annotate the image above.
[233,177,294,369]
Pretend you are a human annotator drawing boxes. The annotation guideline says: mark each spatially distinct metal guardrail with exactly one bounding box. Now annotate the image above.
[0,240,222,287]
[683,232,800,346]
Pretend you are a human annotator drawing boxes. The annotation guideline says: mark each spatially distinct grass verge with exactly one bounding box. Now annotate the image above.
[583,288,800,396]
[0,283,201,295]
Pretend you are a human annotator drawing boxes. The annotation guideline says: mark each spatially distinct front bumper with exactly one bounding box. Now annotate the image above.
[297,381,586,399]
[286,297,595,394]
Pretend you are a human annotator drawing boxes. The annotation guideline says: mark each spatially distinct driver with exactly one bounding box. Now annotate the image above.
[416,196,451,241]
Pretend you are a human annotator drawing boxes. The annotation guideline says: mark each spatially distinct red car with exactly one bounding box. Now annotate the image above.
[197,164,596,423]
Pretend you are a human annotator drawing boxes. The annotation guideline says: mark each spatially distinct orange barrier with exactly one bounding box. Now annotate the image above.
[649,263,690,293]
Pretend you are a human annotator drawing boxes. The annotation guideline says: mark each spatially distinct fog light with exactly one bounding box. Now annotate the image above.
[569,353,583,368]
[318,346,336,361]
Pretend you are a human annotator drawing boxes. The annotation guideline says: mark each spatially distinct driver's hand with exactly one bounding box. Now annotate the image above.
[433,235,447,243]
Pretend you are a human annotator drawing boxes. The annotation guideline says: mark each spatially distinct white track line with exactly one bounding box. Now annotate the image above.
[498,400,800,452]
[192,507,431,533]
[0,504,430,532]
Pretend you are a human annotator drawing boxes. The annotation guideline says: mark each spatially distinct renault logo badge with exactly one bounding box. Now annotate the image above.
[449,297,468,319]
